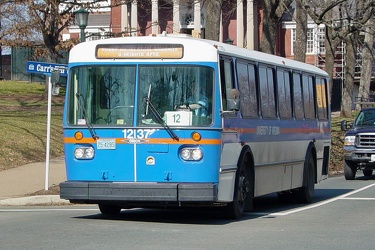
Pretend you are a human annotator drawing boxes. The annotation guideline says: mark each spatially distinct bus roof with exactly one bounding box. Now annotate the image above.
[69,34,328,77]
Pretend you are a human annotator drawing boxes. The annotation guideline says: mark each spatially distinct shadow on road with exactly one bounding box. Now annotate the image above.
[73,185,357,224]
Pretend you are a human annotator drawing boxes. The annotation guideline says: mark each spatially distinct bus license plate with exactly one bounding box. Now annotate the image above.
[97,139,116,150]
[371,155,375,162]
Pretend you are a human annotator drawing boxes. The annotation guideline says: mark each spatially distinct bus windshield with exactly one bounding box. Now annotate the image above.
[67,65,214,127]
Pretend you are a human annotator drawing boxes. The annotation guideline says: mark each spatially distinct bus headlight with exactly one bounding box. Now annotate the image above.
[180,147,203,161]
[74,147,95,159]
[344,136,355,146]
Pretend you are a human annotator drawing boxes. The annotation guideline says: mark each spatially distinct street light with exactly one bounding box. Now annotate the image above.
[75,7,89,42]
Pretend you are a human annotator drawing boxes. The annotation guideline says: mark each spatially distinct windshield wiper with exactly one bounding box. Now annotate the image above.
[145,97,179,141]
[76,93,99,140]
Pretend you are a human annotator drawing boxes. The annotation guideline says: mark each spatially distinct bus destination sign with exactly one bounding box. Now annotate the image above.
[96,44,183,59]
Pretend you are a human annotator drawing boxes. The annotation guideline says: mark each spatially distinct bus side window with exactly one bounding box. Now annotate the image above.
[316,77,328,120]
[293,72,304,120]
[237,61,258,117]
[277,68,292,119]
[302,74,315,119]
[220,57,235,111]
[259,65,276,118]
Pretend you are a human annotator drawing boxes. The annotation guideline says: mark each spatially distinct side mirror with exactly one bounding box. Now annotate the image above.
[227,89,240,111]
[50,70,61,96]
[341,120,348,131]
[51,69,61,84]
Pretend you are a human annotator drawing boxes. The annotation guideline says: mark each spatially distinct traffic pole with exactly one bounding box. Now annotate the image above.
[45,75,52,190]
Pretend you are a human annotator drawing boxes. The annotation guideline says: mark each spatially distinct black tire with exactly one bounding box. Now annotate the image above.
[295,153,315,203]
[344,160,356,180]
[363,169,373,177]
[98,204,122,215]
[224,159,253,219]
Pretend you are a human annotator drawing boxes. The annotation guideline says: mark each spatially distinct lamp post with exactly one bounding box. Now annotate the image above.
[224,38,234,45]
[75,7,89,42]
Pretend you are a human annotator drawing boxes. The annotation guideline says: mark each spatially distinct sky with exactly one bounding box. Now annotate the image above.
[2,47,10,55]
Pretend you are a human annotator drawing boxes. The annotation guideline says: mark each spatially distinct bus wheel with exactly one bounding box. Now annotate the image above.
[224,160,251,219]
[295,153,315,203]
[344,160,356,180]
[363,169,373,177]
[98,204,122,215]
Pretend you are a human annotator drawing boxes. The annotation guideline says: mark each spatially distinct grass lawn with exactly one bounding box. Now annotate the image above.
[0,81,64,171]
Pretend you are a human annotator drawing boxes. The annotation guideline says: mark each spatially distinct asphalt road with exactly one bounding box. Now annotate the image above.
[1,174,375,250]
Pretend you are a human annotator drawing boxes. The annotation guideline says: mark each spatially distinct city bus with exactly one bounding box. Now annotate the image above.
[60,33,331,219]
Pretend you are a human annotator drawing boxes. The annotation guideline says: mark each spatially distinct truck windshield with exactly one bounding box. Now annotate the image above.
[355,109,375,126]
[67,65,213,127]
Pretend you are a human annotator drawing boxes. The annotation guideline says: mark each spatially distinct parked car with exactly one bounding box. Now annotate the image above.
[341,107,375,180]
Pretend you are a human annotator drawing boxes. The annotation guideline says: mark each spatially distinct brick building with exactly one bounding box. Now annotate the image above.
[63,1,326,67]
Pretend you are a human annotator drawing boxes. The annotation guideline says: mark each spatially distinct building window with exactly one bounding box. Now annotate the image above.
[306,29,314,53]
[292,27,325,55]
[90,33,101,41]
[317,27,325,54]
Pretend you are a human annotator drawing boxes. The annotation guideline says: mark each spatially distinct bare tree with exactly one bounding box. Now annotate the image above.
[204,0,223,41]
[301,0,374,117]
[356,17,375,110]
[294,0,307,62]
[259,0,293,54]
[0,0,130,62]
[301,0,346,94]
[340,1,374,117]
[341,32,358,117]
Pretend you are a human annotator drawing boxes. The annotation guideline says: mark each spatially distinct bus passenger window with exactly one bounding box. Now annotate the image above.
[277,69,292,119]
[316,77,328,120]
[259,65,276,118]
[237,61,258,117]
[293,72,304,119]
[220,58,235,111]
[302,74,315,119]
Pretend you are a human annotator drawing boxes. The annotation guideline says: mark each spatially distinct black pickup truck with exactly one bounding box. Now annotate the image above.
[341,107,375,180]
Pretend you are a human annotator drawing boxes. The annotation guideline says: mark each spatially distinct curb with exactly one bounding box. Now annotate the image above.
[0,195,70,206]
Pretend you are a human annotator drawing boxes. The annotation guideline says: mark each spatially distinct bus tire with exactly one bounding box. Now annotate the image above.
[296,152,315,203]
[98,204,122,215]
[344,160,356,180]
[363,169,373,177]
[224,158,253,219]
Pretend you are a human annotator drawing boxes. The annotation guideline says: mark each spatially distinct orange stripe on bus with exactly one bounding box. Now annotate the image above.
[224,128,330,134]
[64,137,222,145]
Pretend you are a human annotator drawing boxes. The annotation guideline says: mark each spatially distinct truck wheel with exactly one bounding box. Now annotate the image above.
[98,204,122,215]
[344,160,356,180]
[363,169,373,177]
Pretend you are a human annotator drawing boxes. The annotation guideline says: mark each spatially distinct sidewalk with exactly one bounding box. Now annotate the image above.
[0,156,70,206]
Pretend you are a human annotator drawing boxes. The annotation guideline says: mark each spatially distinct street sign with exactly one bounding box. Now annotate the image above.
[26,61,68,77]
[26,61,68,190]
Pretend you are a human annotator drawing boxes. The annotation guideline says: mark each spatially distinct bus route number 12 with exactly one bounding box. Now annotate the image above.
[165,111,192,126]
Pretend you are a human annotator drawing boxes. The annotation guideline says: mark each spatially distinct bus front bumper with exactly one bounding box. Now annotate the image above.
[60,181,218,204]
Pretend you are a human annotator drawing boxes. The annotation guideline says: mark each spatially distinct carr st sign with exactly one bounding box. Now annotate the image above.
[26,61,68,77]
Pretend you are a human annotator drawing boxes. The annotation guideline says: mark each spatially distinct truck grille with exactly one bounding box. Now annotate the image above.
[356,134,375,147]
